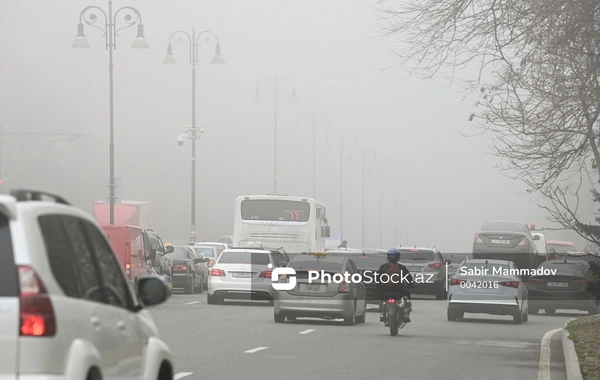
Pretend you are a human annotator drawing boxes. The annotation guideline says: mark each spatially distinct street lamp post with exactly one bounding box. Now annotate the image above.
[297,109,331,200]
[253,77,298,194]
[73,0,149,225]
[163,28,224,245]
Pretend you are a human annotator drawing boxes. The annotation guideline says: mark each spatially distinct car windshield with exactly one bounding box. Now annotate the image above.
[218,251,270,265]
[288,259,344,272]
[481,222,524,232]
[398,249,435,261]
[195,248,215,257]
[168,247,187,260]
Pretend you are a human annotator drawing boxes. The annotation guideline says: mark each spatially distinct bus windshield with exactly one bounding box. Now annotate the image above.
[241,199,310,222]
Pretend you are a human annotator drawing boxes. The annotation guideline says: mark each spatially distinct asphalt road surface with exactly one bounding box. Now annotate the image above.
[149,292,579,380]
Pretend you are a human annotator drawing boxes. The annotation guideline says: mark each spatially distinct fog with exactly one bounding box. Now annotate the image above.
[0,0,590,251]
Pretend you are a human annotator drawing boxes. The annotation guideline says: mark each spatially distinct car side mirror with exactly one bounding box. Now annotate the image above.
[165,246,174,253]
[193,258,203,264]
[533,235,540,240]
[148,249,157,261]
[521,275,532,283]
[278,262,288,267]
[136,276,168,307]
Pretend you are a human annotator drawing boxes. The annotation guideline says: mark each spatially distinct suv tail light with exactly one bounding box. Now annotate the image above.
[338,282,349,294]
[18,266,56,337]
[474,235,483,244]
[572,280,588,287]
[450,278,466,286]
[125,263,131,280]
[259,271,272,278]
[428,262,441,269]
[387,298,396,303]
[210,269,225,277]
[518,238,529,246]
[499,281,519,288]
[173,265,187,272]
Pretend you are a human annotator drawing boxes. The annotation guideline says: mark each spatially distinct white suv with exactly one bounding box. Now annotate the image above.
[0,189,174,380]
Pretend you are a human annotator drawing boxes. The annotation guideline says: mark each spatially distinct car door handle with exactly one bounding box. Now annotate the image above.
[91,316,101,327]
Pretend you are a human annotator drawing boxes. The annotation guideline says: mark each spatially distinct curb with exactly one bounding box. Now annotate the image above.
[562,318,584,380]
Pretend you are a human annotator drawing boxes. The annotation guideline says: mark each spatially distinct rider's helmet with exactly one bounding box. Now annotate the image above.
[387,248,400,263]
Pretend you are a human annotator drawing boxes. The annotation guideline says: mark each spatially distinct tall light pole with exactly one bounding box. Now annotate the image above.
[253,77,298,194]
[163,28,224,245]
[297,108,331,199]
[73,1,149,225]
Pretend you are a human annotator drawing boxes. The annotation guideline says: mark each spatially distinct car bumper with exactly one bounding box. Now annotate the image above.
[448,301,521,315]
[274,295,355,318]
[208,280,274,299]
[171,273,192,287]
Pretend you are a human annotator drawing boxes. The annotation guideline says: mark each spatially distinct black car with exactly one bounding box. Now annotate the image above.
[526,259,599,315]
[326,251,388,305]
[167,245,207,294]
[473,220,538,270]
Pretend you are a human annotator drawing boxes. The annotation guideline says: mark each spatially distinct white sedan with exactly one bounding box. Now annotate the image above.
[447,259,529,324]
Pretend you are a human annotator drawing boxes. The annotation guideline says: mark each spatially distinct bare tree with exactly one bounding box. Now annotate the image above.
[376,0,600,244]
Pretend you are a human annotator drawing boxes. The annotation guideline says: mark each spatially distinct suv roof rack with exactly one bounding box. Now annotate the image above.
[11,189,70,205]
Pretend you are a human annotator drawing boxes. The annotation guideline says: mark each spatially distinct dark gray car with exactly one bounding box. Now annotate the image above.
[473,220,539,270]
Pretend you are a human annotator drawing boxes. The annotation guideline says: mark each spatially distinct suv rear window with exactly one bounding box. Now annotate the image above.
[218,251,271,265]
[349,256,387,270]
[0,213,17,297]
[288,259,344,272]
[538,261,589,276]
[481,222,524,233]
[398,249,435,261]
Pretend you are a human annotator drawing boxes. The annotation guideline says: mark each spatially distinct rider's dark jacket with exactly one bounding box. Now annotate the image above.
[376,262,413,297]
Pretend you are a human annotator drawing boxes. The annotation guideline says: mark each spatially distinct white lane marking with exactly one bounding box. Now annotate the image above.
[244,346,268,353]
[298,329,315,335]
[175,373,193,379]
[185,301,200,305]
[538,328,562,380]
[456,340,538,348]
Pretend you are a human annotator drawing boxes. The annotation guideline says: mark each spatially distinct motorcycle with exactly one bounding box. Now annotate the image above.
[382,292,411,336]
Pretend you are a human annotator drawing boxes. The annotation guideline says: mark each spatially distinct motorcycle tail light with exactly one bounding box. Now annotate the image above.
[387,298,395,303]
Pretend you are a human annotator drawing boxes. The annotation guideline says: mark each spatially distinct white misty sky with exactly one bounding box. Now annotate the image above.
[0,0,591,251]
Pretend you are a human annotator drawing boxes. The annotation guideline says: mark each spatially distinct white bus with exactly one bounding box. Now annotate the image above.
[232,195,330,256]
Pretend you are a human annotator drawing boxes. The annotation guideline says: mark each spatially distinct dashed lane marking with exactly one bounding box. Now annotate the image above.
[298,329,315,335]
[244,347,269,353]
[185,301,200,305]
[174,372,193,379]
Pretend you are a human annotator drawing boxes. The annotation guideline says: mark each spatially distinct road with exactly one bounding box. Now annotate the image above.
[149,292,581,380]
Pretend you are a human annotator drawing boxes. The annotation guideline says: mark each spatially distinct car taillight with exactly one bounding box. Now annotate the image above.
[173,265,187,271]
[428,262,441,269]
[572,280,588,287]
[450,278,466,286]
[500,281,519,288]
[259,271,272,278]
[474,235,483,244]
[525,278,544,285]
[518,238,529,246]
[210,269,225,277]
[125,263,131,279]
[18,266,56,337]
[338,282,349,293]
[387,298,396,303]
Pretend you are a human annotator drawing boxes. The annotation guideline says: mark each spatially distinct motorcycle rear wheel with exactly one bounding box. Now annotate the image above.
[389,313,398,336]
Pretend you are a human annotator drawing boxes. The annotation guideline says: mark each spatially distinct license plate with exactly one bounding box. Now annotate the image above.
[406,266,421,272]
[305,284,321,291]
[547,282,569,287]
[231,272,252,278]
[491,240,511,244]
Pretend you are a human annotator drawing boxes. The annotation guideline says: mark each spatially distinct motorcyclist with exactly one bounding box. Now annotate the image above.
[377,248,413,322]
